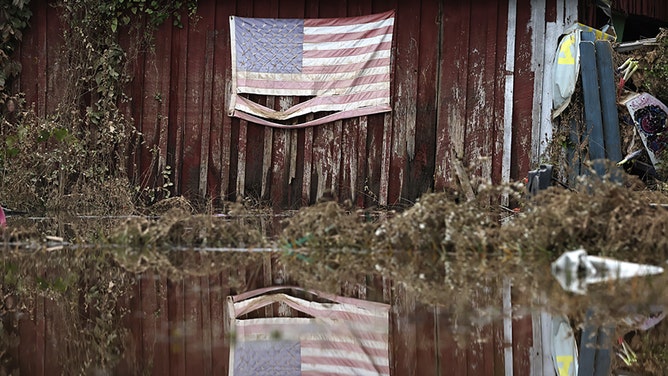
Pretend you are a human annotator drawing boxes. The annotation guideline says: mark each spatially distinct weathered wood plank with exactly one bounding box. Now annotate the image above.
[143,19,173,198]
[464,0,495,182]
[45,7,63,115]
[115,282,136,375]
[20,1,48,117]
[302,124,315,206]
[184,269,205,376]
[289,128,299,206]
[215,2,236,201]
[261,97,275,200]
[512,313,533,375]
[405,0,439,201]
[390,0,420,205]
[141,273,170,375]
[168,277,186,376]
[437,307,469,375]
[133,20,153,189]
[209,271,229,375]
[478,288,497,376]
[392,283,417,376]
[356,116,369,207]
[483,0,502,184]
[19,277,45,376]
[139,274,156,374]
[199,30,216,198]
[169,15,189,196]
[379,112,393,206]
[270,97,292,208]
[236,120,248,198]
[200,273,213,376]
[510,0,536,181]
[435,1,471,191]
[341,118,359,203]
[529,0,547,166]
[365,113,384,206]
[494,302,506,376]
[313,124,334,201]
[495,0,510,185]
[123,16,147,188]
[180,8,209,197]
[415,305,438,376]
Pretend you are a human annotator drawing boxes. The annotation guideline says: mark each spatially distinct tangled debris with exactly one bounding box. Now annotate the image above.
[1,172,668,373]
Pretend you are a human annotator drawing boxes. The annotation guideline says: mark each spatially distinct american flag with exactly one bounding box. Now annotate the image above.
[228,287,390,376]
[229,11,395,128]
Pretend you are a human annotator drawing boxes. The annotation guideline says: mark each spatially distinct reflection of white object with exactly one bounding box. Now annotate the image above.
[551,249,664,294]
[552,315,578,376]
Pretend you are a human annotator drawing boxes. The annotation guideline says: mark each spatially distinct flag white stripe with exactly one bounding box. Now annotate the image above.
[301,355,390,375]
[304,17,394,35]
[233,293,390,320]
[235,94,389,119]
[236,74,389,95]
[301,347,389,366]
[235,318,390,337]
[301,336,389,352]
[237,82,389,97]
[237,66,390,83]
[235,94,389,120]
[303,33,393,51]
[301,363,388,376]
[232,105,391,128]
[303,49,391,67]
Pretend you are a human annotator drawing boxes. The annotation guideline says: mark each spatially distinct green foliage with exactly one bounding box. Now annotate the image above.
[0,0,197,212]
[0,248,136,374]
[643,30,668,103]
[0,0,32,101]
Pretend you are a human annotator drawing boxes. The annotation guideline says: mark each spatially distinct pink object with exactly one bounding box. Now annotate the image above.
[0,206,6,227]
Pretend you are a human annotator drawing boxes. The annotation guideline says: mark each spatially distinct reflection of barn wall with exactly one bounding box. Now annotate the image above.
[16,0,571,209]
[12,265,534,375]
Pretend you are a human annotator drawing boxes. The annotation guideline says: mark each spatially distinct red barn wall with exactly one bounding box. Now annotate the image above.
[14,0,562,209]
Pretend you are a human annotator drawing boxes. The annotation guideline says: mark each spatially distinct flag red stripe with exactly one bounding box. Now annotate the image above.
[231,105,391,129]
[302,57,390,74]
[301,340,388,357]
[302,372,389,376]
[237,73,389,92]
[301,355,390,374]
[232,295,389,325]
[237,323,389,342]
[304,42,392,60]
[236,90,390,113]
[304,10,394,27]
[301,370,390,376]
[304,25,393,43]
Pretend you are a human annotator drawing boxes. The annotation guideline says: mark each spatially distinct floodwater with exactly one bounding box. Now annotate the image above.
[1,195,668,375]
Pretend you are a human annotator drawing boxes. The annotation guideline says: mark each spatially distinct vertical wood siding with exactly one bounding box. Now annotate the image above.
[10,1,560,373]
[10,265,534,376]
[16,0,546,209]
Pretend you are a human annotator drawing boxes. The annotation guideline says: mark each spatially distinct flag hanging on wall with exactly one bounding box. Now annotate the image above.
[228,11,395,128]
[227,286,391,376]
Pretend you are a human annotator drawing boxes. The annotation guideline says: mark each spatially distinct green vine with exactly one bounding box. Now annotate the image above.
[0,3,197,372]
[0,0,32,102]
[0,0,196,213]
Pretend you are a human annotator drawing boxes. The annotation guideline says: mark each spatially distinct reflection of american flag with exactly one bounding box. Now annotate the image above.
[229,11,394,128]
[228,288,390,376]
